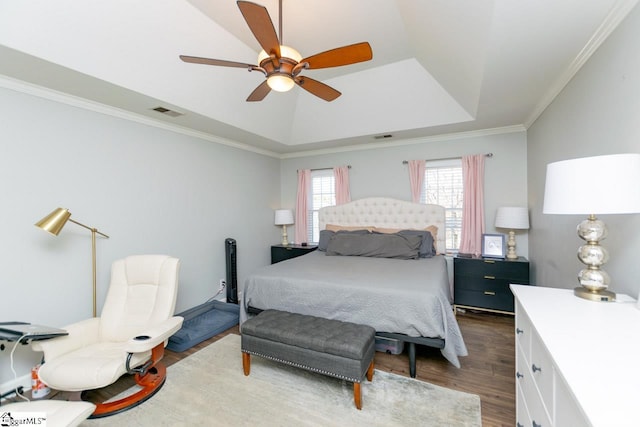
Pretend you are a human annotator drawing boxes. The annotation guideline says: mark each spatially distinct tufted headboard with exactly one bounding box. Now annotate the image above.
[318,197,446,253]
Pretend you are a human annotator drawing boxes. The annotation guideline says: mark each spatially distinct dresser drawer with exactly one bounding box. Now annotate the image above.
[530,329,554,420]
[516,381,532,427]
[517,344,552,427]
[515,302,532,361]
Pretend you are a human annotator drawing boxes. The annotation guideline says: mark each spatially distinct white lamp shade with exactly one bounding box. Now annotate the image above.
[274,209,294,225]
[495,207,529,230]
[543,153,640,215]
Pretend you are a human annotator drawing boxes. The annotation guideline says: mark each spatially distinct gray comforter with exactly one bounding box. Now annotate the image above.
[240,251,468,367]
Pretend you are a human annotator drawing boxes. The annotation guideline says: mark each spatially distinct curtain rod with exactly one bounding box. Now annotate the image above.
[402,153,493,164]
[297,165,351,172]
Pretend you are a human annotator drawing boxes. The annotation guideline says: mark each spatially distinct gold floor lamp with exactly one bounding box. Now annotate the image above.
[35,208,109,317]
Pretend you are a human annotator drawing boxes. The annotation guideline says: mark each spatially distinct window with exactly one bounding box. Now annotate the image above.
[421,159,463,253]
[307,169,335,243]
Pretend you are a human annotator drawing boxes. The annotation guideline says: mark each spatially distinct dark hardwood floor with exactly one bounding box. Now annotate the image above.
[43,310,517,426]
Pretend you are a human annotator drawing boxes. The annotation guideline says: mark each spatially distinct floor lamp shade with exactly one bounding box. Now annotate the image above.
[35,207,72,236]
[35,208,109,317]
[543,153,640,301]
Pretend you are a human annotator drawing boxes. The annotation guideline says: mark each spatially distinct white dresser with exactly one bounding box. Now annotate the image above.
[511,285,640,427]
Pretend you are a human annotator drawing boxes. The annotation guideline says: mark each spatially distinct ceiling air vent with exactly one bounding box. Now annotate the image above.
[373,134,393,140]
[152,106,183,118]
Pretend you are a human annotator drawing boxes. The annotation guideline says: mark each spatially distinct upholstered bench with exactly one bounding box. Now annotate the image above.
[241,310,376,409]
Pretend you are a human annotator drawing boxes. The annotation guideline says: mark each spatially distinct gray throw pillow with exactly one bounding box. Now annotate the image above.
[318,229,371,251]
[396,230,436,258]
[326,233,422,259]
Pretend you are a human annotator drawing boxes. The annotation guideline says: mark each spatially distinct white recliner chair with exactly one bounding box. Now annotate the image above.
[31,255,183,418]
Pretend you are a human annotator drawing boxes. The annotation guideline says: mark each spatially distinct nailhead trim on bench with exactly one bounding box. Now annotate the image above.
[242,349,363,383]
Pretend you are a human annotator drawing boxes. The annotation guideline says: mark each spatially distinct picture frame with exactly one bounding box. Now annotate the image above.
[481,233,506,258]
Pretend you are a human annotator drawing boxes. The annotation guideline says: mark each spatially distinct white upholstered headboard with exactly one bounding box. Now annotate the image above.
[318,197,446,252]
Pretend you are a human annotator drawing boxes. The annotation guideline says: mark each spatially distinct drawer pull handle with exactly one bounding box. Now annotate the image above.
[532,422,542,427]
[532,364,542,373]
[483,291,496,296]
[516,328,524,335]
[484,260,495,264]
[483,275,496,280]
[516,371,523,379]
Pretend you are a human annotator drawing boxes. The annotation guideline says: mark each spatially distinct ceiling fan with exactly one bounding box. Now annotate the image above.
[179,0,373,102]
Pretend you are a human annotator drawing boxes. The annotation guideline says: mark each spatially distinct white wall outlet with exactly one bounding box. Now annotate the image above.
[219,279,226,289]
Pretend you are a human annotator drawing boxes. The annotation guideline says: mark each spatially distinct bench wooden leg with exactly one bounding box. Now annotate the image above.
[366,360,374,381]
[242,352,251,376]
[353,382,362,410]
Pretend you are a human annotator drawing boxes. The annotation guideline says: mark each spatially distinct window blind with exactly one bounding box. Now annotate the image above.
[307,169,335,243]
[421,159,463,252]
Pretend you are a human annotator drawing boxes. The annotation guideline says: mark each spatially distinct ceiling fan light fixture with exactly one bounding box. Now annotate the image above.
[267,73,295,92]
[258,45,302,63]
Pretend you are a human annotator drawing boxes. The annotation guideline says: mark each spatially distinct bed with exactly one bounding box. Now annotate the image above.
[240,197,468,373]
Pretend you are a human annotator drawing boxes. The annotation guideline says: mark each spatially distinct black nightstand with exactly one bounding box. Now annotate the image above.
[271,244,317,264]
[453,256,530,314]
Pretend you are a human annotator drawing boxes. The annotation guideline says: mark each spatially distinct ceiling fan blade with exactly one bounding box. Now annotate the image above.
[246,80,271,102]
[237,1,281,58]
[302,42,372,70]
[179,55,256,69]
[295,76,341,102]
[302,42,372,69]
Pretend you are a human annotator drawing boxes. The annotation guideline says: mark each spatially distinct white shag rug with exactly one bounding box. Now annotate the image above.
[82,334,480,426]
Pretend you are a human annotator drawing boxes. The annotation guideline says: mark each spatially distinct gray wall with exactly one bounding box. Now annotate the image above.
[281,130,530,256]
[0,85,281,390]
[528,4,640,295]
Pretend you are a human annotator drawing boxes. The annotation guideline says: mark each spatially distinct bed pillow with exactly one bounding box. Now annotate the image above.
[325,232,422,259]
[372,225,439,254]
[318,229,370,251]
[325,224,374,232]
[396,230,436,258]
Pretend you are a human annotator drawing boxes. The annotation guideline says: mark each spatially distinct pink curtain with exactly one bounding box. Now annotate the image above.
[333,166,351,205]
[294,169,311,244]
[408,160,425,203]
[458,155,485,255]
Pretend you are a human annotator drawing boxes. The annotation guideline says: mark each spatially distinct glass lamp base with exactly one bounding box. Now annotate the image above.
[574,286,616,302]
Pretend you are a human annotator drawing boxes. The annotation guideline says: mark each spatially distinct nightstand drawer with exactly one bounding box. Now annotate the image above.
[454,288,515,312]
[454,276,512,293]
[455,258,529,281]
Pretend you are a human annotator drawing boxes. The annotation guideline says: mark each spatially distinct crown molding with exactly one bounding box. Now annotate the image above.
[524,0,639,128]
[0,74,281,159]
[279,125,526,159]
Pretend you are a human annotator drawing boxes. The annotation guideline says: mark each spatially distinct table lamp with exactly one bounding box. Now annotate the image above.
[543,153,640,302]
[494,207,529,260]
[35,208,109,317]
[274,209,294,246]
